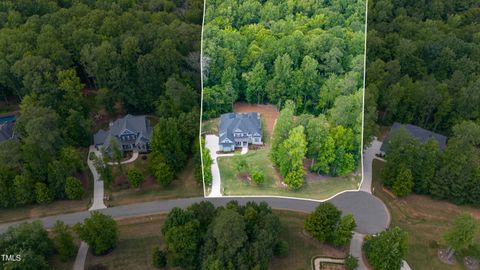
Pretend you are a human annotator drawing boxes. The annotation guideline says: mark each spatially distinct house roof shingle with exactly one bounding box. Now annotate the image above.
[380,122,447,152]
[93,114,152,148]
[0,122,15,142]
[219,112,262,146]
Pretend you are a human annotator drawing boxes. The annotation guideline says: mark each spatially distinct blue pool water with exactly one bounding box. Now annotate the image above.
[0,115,16,123]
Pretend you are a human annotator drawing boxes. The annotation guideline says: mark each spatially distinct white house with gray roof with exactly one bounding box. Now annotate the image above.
[219,112,262,152]
[94,114,152,154]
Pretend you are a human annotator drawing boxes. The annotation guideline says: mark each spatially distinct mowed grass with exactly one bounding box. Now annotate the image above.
[218,147,359,200]
[85,211,345,270]
[107,159,203,206]
[0,199,91,224]
[85,215,166,270]
[372,159,480,270]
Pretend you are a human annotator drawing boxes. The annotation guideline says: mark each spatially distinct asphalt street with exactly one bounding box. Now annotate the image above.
[0,191,388,235]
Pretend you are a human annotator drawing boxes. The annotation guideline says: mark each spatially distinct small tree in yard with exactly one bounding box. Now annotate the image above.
[443,214,478,261]
[35,182,53,204]
[94,156,113,187]
[152,247,167,268]
[334,214,357,246]
[151,154,175,187]
[74,212,118,255]
[65,176,85,199]
[235,155,249,174]
[127,167,144,188]
[251,168,265,184]
[364,227,408,270]
[304,202,341,243]
[52,221,76,261]
[392,165,414,197]
[344,255,358,270]
[274,240,289,257]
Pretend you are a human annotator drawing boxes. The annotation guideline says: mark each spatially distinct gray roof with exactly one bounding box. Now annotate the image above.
[381,122,447,152]
[94,114,152,147]
[0,122,15,142]
[219,112,261,146]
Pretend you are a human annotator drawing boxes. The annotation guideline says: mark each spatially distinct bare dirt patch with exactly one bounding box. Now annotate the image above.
[234,102,279,137]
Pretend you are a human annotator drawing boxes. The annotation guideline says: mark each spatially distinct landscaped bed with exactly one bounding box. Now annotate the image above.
[218,146,360,200]
[372,159,480,270]
[84,210,346,270]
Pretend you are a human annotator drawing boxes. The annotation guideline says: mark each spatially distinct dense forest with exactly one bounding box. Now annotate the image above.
[159,201,285,270]
[202,0,366,118]
[365,0,480,205]
[202,0,366,184]
[0,0,202,208]
[365,0,480,139]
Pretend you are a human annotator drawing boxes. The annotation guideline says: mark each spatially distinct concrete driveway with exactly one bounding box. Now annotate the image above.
[360,138,383,193]
[87,147,107,210]
[205,135,233,197]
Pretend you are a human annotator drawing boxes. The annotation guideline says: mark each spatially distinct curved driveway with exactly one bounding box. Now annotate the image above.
[0,191,388,235]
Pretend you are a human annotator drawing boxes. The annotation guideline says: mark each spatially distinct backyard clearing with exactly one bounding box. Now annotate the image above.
[218,146,360,200]
[234,102,279,138]
[372,159,480,270]
[85,211,345,270]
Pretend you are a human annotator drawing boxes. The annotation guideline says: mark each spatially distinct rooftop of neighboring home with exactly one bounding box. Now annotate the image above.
[94,114,152,148]
[0,114,17,143]
[219,112,261,146]
[380,122,447,153]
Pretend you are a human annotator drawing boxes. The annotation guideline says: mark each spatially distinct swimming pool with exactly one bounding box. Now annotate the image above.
[0,115,16,123]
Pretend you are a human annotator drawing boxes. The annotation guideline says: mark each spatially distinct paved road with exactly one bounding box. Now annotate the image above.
[87,147,107,210]
[0,191,388,235]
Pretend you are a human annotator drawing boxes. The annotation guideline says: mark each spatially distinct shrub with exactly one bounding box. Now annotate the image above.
[74,212,118,255]
[52,221,76,261]
[344,255,358,270]
[65,177,85,200]
[235,155,249,173]
[364,227,408,270]
[35,182,53,204]
[127,167,144,188]
[304,202,341,243]
[251,169,265,184]
[273,240,289,257]
[152,247,167,268]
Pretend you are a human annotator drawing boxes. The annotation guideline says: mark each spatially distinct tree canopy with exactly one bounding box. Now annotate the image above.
[161,201,283,270]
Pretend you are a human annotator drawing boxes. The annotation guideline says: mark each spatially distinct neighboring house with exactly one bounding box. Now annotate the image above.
[219,112,262,152]
[0,115,17,143]
[379,122,447,155]
[94,114,152,154]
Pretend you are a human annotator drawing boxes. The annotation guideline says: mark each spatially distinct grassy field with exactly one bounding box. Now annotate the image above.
[85,211,345,270]
[107,159,203,206]
[0,198,91,224]
[372,159,480,270]
[218,147,360,200]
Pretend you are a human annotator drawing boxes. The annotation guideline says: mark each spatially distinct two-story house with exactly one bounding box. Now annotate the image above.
[94,114,152,154]
[219,112,263,152]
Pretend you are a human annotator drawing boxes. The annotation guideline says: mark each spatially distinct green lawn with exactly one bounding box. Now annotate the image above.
[85,211,345,270]
[372,159,480,270]
[218,147,360,200]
